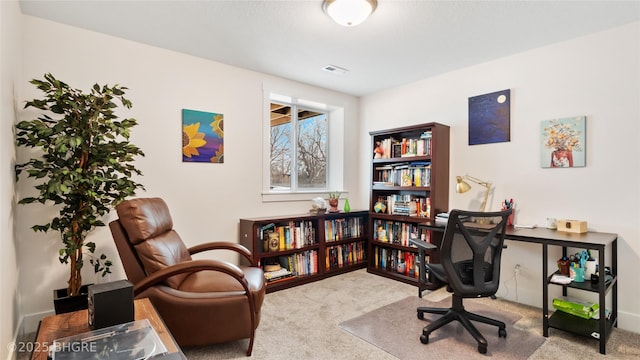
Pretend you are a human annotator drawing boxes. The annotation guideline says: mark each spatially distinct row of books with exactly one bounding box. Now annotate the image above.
[324,217,365,242]
[372,246,422,278]
[375,131,432,159]
[263,267,293,282]
[278,250,319,277]
[374,195,431,218]
[374,161,431,187]
[372,219,431,246]
[260,220,317,252]
[325,241,366,270]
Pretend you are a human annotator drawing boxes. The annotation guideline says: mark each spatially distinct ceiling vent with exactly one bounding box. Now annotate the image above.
[322,64,349,75]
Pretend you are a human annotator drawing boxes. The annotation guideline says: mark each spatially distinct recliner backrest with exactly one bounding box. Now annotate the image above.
[440,209,511,298]
[115,197,192,288]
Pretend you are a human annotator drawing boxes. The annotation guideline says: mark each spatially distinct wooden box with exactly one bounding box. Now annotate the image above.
[557,219,587,233]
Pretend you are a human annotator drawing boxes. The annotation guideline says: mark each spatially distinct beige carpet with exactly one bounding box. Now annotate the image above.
[15,269,640,359]
[339,296,545,360]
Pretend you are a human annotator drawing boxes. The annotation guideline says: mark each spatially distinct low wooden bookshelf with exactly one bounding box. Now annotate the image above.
[239,210,368,292]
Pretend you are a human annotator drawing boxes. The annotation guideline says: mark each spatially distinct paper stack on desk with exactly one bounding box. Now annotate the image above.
[435,213,449,226]
[435,212,471,226]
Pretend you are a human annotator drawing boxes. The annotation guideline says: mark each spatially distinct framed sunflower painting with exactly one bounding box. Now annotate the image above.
[182,109,224,163]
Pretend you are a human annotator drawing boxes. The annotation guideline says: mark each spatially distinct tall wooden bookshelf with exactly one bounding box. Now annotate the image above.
[368,123,450,290]
[239,211,368,293]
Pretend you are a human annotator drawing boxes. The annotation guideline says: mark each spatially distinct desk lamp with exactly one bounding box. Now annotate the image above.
[456,175,492,213]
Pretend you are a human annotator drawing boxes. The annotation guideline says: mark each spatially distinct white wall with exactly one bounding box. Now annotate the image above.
[12,11,640,337]
[16,15,360,331]
[1,1,23,359]
[359,22,640,333]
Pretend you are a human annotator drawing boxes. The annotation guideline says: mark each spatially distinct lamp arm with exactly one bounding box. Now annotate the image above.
[479,184,491,212]
[463,175,491,189]
[462,175,491,212]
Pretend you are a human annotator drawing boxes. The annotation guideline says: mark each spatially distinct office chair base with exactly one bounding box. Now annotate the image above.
[417,296,507,354]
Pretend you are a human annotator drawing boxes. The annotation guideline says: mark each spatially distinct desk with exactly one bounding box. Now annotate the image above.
[416,224,618,355]
[31,298,186,360]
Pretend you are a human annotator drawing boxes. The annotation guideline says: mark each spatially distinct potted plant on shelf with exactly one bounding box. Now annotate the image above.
[15,73,145,313]
[328,191,341,212]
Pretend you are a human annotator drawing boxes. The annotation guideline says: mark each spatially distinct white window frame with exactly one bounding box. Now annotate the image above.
[262,83,345,203]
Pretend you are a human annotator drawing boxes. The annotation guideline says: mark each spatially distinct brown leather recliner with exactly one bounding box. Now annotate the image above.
[109,197,265,356]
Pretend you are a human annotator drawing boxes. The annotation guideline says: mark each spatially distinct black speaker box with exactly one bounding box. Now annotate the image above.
[88,280,134,329]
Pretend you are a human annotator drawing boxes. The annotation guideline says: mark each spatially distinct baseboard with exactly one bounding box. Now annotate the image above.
[21,309,54,334]
[619,310,640,334]
[8,310,55,360]
[7,317,23,360]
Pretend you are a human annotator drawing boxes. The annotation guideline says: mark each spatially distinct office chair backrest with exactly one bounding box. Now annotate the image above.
[441,209,512,298]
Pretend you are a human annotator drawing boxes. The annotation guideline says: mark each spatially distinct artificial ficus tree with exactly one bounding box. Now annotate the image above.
[15,73,145,296]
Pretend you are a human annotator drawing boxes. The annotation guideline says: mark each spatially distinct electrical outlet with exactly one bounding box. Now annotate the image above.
[514,264,521,275]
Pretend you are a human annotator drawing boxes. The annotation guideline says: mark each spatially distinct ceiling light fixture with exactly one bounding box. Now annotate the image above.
[322,0,377,27]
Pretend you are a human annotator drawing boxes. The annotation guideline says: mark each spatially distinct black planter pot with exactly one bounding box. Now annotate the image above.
[53,284,91,314]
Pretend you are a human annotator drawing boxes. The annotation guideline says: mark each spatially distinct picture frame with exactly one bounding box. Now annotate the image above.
[468,89,511,145]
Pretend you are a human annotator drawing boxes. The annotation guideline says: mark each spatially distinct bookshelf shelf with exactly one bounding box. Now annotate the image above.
[240,210,368,292]
[368,123,450,290]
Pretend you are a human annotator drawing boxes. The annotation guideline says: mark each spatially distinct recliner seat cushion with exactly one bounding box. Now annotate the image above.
[178,266,265,309]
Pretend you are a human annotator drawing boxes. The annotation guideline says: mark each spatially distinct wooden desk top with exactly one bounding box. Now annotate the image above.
[421,222,617,248]
[32,298,183,360]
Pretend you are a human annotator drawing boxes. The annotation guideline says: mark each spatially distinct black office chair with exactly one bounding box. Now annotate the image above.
[412,209,512,354]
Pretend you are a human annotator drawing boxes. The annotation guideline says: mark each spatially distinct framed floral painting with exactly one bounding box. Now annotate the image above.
[182,109,224,163]
[541,116,586,168]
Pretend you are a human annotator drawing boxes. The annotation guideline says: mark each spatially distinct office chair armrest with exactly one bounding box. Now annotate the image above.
[133,259,247,295]
[188,241,254,264]
[409,238,438,251]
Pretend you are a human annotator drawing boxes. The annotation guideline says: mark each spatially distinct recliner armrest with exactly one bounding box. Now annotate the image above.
[133,259,247,295]
[188,241,254,264]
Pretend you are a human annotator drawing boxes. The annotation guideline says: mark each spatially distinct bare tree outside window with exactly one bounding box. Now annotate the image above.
[270,102,327,191]
[297,111,327,188]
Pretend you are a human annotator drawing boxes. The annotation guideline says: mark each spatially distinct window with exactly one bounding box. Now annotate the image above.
[262,86,345,201]
[270,101,328,191]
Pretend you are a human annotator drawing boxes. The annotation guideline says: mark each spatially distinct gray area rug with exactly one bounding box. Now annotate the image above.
[339,296,546,360]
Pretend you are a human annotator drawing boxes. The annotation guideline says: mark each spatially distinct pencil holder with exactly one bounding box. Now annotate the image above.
[573,267,585,282]
[507,207,514,226]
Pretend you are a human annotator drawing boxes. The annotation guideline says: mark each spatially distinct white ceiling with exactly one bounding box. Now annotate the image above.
[19,0,640,97]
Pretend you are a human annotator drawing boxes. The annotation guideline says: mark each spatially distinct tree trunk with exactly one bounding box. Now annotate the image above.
[68,246,83,296]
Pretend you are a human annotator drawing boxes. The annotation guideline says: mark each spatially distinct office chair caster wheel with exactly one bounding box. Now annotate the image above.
[499,328,507,338]
[478,344,487,354]
[420,334,429,344]
[417,311,424,320]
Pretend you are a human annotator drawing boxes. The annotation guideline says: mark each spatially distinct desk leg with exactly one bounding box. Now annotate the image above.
[542,243,549,337]
[612,238,618,328]
[598,246,607,354]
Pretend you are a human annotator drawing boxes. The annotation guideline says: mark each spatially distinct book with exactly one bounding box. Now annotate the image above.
[264,267,292,281]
